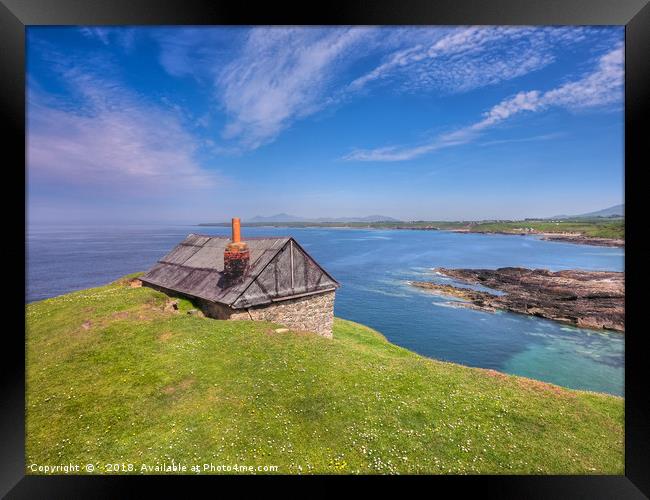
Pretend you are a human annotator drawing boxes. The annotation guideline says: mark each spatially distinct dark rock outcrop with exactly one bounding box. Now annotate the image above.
[539,234,624,247]
[412,267,624,332]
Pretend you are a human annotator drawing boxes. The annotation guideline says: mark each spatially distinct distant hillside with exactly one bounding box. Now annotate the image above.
[551,204,624,219]
[247,213,305,223]
[247,214,400,223]
[317,215,401,223]
[576,204,624,218]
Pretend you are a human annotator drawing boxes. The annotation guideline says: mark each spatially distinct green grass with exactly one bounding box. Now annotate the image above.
[26,276,624,474]
[464,219,624,239]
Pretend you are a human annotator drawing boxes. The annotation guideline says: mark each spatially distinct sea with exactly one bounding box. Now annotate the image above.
[26,224,625,396]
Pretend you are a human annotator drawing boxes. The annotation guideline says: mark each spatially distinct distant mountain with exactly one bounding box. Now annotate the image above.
[246,214,401,223]
[247,213,306,223]
[550,204,624,220]
[314,215,401,223]
[576,204,624,218]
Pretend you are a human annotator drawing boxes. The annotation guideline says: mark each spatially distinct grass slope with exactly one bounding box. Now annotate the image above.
[26,275,623,474]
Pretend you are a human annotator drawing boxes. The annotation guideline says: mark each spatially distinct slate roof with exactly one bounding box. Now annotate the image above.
[140,234,339,308]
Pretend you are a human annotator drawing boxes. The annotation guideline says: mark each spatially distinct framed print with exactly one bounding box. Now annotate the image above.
[2,0,649,496]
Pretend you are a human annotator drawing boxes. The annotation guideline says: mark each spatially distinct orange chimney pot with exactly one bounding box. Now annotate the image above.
[223,217,249,284]
[232,217,241,243]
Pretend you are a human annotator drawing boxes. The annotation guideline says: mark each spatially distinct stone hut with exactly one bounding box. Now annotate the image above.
[140,218,339,337]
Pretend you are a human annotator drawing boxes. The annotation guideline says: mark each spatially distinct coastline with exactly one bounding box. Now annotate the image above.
[197,223,625,248]
[401,227,624,247]
[536,232,624,247]
[451,230,624,248]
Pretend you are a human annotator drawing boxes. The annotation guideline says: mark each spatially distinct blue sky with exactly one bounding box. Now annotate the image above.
[27,26,624,223]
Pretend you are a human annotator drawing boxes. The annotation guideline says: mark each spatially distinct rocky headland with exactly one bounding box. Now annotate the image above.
[411,267,624,332]
[396,227,624,247]
[449,228,624,247]
[537,233,624,247]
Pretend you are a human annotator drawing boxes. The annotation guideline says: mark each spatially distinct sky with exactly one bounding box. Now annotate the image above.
[26,26,624,224]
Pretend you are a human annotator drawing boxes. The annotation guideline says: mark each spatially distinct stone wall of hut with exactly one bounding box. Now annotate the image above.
[198,291,335,338]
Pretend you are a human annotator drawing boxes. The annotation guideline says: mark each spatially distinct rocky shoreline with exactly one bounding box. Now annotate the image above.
[411,267,624,332]
[394,227,624,247]
[449,229,624,247]
[537,233,624,247]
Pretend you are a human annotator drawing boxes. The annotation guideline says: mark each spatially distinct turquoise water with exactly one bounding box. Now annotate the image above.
[27,225,624,396]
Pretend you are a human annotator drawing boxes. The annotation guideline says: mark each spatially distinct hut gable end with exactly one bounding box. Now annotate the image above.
[232,240,338,308]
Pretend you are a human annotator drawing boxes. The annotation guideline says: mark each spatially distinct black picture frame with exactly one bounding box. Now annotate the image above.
[3,0,648,496]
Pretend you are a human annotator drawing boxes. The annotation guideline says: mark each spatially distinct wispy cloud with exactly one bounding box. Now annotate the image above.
[152,27,240,79]
[216,27,375,150]
[479,132,565,147]
[215,27,611,151]
[348,26,593,94]
[345,44,623,161]
[28,61,217,192]
[79,27,136,52]
[79,27,110,45]
[149,26,619,153]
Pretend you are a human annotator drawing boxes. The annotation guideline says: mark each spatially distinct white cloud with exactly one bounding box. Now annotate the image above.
[28,66,217,192]
[153,28,238,79]
[150,26,619,153]
[216,27,375,149]
[348,26,593,94]
[78,27,136,52]
[479,132,565,147]
[79,27,110,45]
[541,44,624,109]
[214,26,570,150]
[345,44,623,162]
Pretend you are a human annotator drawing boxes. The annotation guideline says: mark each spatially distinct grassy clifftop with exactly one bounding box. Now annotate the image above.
[26,275,623,474]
